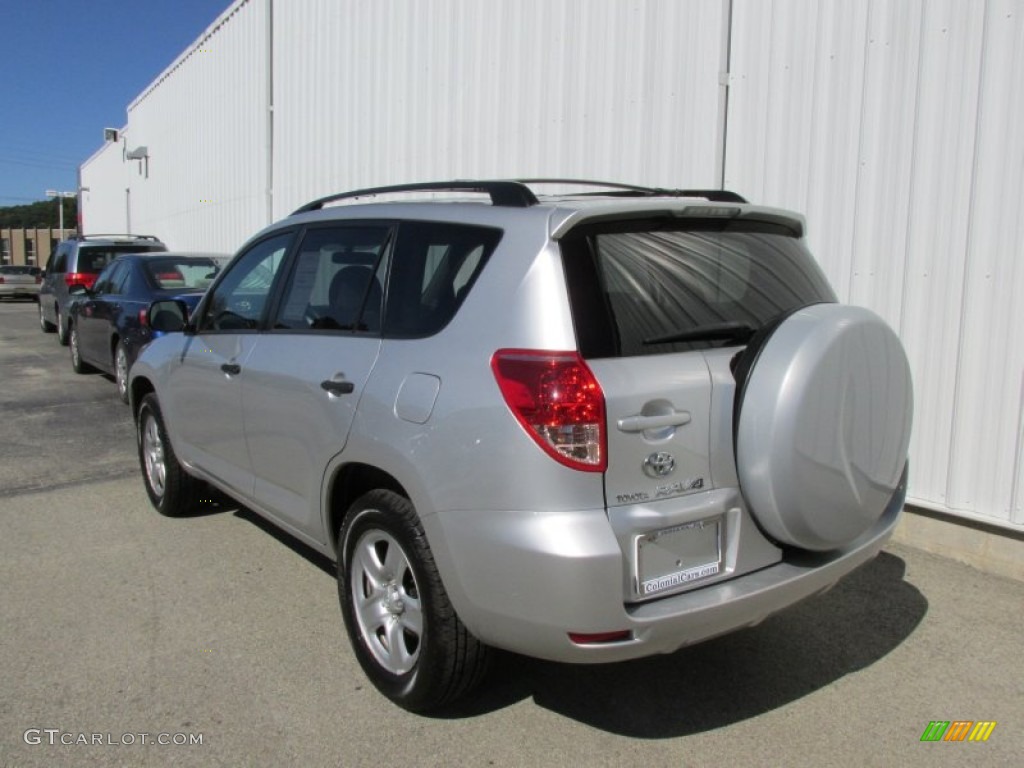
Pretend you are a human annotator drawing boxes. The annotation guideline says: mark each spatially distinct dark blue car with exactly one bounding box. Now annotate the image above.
[67,252,229,402]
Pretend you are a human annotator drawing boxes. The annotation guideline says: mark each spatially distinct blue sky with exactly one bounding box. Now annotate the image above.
[0,0,230,205]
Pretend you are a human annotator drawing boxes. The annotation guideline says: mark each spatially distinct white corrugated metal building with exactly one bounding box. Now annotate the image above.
[79,0,1024,550]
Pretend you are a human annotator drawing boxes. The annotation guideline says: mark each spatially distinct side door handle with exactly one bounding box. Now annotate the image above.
[321,379,355,396]
[221,363,241,375]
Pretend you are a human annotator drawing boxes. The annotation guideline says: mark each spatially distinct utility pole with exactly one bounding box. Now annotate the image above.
[45,190,75,236]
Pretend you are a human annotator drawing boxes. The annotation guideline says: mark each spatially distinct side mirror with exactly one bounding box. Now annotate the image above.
[147,299,192,334]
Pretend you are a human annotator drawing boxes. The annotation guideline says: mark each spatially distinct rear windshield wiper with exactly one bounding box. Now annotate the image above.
[643,321,756,346]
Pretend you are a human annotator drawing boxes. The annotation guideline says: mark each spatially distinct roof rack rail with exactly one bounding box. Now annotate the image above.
[72,233,162,242]
[293,180,540,214]
[514,179,748,204]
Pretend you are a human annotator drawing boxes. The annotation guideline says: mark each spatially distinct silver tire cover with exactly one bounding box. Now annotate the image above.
[736,304,913,551]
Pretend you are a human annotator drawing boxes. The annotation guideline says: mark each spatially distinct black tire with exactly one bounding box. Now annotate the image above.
[56,309,69,346]
[39,303,56,333]
[137,393,198,516]
[114,341,130,404]
[338,490,490,712]
[69,324,94,374]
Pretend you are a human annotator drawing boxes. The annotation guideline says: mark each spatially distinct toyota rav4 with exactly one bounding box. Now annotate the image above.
[129,180,913,711]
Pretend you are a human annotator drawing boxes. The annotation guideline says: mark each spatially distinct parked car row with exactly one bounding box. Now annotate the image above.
[32,234,228,403]
[66,252,229,401]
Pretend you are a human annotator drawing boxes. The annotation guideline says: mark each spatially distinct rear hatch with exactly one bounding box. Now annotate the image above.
[558,211,838,599]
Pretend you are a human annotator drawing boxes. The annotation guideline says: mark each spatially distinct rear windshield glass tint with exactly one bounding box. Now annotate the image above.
[144,258,222,290]
[78,246,163,273]
[561,218,836,358]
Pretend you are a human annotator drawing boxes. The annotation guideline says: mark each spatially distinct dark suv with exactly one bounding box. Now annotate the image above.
[39,234,167,345]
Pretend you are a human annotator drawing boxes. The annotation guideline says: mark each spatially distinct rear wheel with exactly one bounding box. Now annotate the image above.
[338,490,489,712]
[39,303,56,332]
[115,342,130,404]
[137,393,198,516]
[56,309,69,346]
[69,324,94,374]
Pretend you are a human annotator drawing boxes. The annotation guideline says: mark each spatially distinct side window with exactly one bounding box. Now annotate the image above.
[273,226,391,333]
[96,262,130,295]
[109,262,132,295]
[384,222,501,337]
[197,233,293,332]
[52,249,68,274]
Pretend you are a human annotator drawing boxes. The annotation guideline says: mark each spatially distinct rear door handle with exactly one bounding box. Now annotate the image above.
[221,363,241,375]
[321,379,354,395]
[617,411,692,433]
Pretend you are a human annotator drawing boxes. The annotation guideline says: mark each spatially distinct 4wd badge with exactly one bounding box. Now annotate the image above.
[643,452,676,478]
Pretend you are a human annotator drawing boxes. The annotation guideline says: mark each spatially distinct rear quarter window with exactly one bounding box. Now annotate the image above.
[383,221,501,337]
[560,218,836,358]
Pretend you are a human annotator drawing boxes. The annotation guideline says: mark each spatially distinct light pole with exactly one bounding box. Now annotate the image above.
[45,189,76,236]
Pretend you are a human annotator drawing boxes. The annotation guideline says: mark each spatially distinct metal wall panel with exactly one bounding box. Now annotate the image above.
[79,137,130,234]
[270,0,727,216]
[121,0,269,252]
[77,0,1024,528]
[726,0,1024,527]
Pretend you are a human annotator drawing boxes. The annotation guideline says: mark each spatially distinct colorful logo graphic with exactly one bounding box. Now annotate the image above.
[920,721,997,742]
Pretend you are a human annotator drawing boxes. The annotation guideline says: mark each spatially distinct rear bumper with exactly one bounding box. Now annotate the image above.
[429,476,906,664]
[0,285,40,298]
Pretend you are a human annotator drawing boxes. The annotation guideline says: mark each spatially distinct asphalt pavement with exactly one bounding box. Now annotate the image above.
[1,299,1020,767]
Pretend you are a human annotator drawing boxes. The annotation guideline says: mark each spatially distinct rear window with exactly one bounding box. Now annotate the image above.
[78,245,165,274]
[561,218,836,358]
[144,257,222,290]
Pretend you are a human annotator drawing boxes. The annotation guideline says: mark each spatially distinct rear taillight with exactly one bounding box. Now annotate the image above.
[34,275,42,284]
[0,276,5,284]
[491,349,606,472]
[64,272,97,289]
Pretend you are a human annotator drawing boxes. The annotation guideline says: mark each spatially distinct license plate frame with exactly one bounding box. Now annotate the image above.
[636,516,723,598]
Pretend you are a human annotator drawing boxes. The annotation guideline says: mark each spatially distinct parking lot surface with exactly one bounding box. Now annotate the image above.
[1,300,1021,767]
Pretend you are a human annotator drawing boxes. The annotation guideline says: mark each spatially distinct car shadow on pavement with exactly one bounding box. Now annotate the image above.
[228,507,926,737]
[457,552,927,736]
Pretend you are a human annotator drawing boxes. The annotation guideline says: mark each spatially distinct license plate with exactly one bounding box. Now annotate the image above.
[636,516,723,597]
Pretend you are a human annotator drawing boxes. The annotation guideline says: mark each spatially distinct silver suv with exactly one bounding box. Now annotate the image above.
[129,180,913,711]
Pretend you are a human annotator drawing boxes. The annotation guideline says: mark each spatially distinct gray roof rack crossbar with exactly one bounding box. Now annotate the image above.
[293,180,540,214]
[514,179,747,203]
[72,233,162,242]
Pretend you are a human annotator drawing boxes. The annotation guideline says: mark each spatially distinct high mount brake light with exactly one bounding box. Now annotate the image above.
[491,349,607,472]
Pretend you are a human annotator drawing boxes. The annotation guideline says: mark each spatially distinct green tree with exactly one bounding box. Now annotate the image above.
[0,199,78,229]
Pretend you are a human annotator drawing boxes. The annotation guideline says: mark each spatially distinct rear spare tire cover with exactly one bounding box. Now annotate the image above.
[736,304,913,551]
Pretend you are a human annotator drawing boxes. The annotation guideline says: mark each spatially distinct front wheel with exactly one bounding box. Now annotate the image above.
[137,393,197,516]
[338,490,489,712]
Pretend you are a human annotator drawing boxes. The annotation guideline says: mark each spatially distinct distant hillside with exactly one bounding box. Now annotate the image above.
[0,199,78,229]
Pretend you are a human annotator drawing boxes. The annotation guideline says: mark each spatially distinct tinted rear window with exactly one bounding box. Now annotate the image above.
[78,245,164,273]
[143,257,222,290]
[561,218,836,358]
